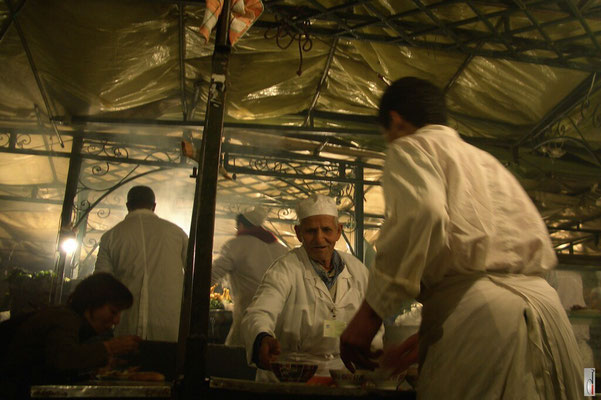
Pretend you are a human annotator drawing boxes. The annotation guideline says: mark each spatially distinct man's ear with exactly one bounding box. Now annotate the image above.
[389,111,404,129]
[152,203,156,212]
[294,225,303,242]
[336,223,343,240]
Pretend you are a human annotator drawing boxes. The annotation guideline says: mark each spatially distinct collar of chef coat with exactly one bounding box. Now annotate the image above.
[125,208,156,219]
[298,246,352,302]
[309,250,344,289]
[392,124,459,145]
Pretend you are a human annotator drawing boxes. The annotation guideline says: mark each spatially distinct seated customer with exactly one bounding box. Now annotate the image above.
[0,273,141,398]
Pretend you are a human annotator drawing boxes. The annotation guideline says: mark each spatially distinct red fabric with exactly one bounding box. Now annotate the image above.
[237,226,277,243]
[199,0,264,45]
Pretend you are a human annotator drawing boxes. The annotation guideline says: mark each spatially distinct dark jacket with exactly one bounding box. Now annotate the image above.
[1,306,109,398]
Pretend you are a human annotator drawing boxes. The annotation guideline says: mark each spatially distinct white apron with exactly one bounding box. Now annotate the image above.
[417,273,582,400]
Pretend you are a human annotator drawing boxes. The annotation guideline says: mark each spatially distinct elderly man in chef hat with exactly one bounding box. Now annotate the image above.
[212,206,288,346]
[241,194,382,382]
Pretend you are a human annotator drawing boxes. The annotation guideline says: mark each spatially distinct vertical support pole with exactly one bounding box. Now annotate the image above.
[177,3,231,397]
[50,136,83,304]
[354,165,364,263]
[71,191,89,279]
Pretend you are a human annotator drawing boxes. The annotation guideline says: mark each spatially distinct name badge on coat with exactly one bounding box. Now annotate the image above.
[323,319,347,337]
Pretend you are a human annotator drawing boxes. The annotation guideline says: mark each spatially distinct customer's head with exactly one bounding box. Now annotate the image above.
[126,185,156,212]
[378,77,447,142]
[68,273,133,333]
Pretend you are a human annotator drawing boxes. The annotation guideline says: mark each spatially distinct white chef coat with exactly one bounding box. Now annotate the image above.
[95,209,188,342]
[242,246,383,382]
[366,125,581,399]
[212,235,288,346]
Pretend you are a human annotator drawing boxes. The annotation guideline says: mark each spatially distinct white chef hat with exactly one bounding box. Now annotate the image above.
[241,206,268,227]
[296,194,338,221]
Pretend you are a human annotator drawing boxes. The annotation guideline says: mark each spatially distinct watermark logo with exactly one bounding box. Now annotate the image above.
[585,368,596,396]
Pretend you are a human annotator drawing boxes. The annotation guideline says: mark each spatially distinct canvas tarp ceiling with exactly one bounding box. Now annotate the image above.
[0,0,600,272]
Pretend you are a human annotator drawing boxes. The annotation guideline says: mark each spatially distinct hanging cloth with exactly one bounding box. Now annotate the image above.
[199,0,263,45]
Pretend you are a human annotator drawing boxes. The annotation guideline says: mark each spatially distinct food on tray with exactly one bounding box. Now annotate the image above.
[127,371,166,382]
[96,366,164,381]
[209,284,233,310]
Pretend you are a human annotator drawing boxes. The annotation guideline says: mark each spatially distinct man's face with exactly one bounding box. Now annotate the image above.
[294,215,342,266]
[84,303,123,334]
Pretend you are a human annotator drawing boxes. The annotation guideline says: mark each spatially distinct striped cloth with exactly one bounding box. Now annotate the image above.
[199,0,263,45]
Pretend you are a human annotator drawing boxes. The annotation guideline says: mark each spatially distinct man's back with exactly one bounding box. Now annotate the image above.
[95,209,188,341]
[212,235,287,345]
[380,124,557,291]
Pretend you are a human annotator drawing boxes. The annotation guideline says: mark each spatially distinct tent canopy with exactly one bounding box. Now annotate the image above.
[0,0,600,272]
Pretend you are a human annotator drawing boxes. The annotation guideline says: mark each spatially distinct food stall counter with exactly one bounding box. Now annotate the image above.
[209,377,416,399]
[30,381,171,398]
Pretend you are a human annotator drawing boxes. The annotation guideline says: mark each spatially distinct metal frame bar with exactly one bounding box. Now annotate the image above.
[512,0,567,63]
[514,73,599,149]
[179,1,231,394]
[50,136,83,305]
[0,0,24,43]
[354,164,364,262]
[363,2,417,46]
[304,36,338,127]
[466,0,516,55]
[564,0,601,53]
[178,1,188,121]
[4,0,64,147]
[252,0,601,72]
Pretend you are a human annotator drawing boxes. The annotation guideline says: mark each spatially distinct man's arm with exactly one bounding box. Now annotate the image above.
[341,140,448,371]
[94,233,114,274]
[44,311,110,371]
[211,240,235,285]
[241,264,291,368]
[365,141,448,318]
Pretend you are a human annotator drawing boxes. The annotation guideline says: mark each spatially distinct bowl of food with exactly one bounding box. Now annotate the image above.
[271,361,318,383]
[329,368,364,388]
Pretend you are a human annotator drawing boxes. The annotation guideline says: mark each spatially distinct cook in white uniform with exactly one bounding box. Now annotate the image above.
[212,206,288,346]
[340,77,582,399]
[241,195,382,381]
[95,185,188,342]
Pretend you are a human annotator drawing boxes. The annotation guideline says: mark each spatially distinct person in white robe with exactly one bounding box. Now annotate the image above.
[95,185,188,342]
[212,206,288,346]
[339,77,582,399]
[241,195,382,381]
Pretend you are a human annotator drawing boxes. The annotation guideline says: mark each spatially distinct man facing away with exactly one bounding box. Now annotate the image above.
[241,194,382,381]
[95,185,188,342]
[339,77,582,399]
[212,206,288,346]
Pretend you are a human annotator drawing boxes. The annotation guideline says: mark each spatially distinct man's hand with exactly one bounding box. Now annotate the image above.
[181,140,196,159]
[103,335,142,356]
[340,300,383,372]
[380,333,419,375]
[258,336,281,370]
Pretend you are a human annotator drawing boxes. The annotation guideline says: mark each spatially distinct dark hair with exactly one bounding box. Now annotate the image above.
[127,185,156,210]
[378,77,447,129]
[236,214,254,228]
[68,273,133,315]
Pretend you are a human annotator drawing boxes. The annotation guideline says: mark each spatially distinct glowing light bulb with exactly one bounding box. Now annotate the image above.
[61,237,78,254]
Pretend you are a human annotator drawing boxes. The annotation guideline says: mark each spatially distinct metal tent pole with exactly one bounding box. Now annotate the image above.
[354,165,364,262]
[50,136,83,304]
[177,2,231,397]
